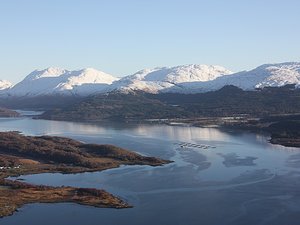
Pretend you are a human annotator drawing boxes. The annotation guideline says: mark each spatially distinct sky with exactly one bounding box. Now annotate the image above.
[0,0,300,83]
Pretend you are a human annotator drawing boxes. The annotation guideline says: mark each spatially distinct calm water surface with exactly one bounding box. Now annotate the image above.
[1,115,300,225]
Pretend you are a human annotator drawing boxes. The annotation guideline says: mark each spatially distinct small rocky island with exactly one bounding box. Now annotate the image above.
[0,131,171,218]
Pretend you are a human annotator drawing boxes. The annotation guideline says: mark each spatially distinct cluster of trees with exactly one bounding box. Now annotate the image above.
[268,120,300,139]
[151,85,300,117]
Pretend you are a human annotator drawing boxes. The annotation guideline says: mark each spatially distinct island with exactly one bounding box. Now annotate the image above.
[0,131,171,218]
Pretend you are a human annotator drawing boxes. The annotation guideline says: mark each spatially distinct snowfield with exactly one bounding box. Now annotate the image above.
[4,67,118,96]
[0,80,12,91]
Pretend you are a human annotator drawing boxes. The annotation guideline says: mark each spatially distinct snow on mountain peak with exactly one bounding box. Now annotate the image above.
[156,64,232,83]
[110,64,232,93]
[2,62,300,96]
[26,67,68,80]
[127,64,231,83]
[0,80,12,90]
[7,68,118,96]
[254,62,300,89]
[56,68,118,91]
[166,62,300,93]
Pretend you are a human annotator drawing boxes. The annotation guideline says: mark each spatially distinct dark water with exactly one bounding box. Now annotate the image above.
[1,116,300,225]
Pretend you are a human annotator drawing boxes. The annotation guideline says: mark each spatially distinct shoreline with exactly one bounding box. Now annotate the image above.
[0,132,171,218]
[35,114,300,149]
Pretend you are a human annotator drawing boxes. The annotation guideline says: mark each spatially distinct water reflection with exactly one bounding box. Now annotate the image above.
[131,125,231,142]
[0,117,232,142]
[1,117,300,225]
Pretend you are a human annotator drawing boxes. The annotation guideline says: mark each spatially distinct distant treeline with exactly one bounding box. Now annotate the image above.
[35,85,300,121]
[150,85,300,117]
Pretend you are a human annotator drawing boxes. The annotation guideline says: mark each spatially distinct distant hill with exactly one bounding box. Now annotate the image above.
[39,85,300,121]
[40,92,187,121]
[0,95,83,110]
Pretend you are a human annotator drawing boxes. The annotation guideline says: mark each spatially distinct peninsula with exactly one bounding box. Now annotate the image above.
[0,108,19,117]
[0,131,171,218]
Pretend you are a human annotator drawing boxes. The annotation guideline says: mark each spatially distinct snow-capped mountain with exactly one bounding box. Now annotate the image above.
[7,67,118,96]
[0,80,12,91]
[109,64,233,93]
[2,62,300,97]
[165,62,300,93]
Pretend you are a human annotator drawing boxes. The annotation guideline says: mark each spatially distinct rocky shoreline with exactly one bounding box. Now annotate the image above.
[0,108,19,118]
[0,132,171,218]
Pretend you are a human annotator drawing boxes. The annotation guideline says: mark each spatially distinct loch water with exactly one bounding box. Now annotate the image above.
[1,115,300,225]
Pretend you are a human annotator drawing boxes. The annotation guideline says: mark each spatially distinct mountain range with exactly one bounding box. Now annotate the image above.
[1,62,300,96]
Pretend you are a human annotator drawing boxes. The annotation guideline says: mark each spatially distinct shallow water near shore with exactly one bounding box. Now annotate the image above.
[1,116,300,225]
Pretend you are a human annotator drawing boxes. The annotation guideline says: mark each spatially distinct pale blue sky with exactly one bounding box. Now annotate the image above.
[1,0,300,83]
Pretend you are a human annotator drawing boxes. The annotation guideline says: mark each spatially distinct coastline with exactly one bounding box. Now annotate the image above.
[0,132,171,218]
[35,114,300,149]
